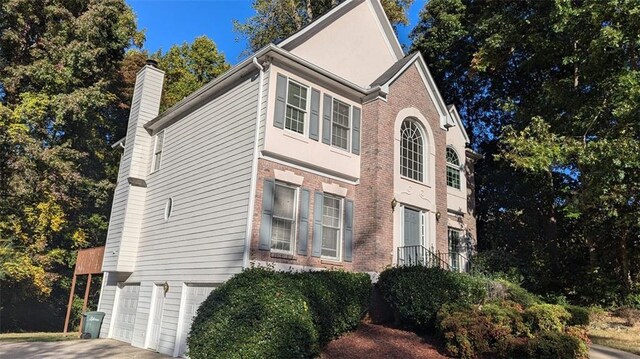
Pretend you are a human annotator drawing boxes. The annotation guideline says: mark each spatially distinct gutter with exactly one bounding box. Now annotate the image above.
[145,44,386,134]
[243,57,265,269]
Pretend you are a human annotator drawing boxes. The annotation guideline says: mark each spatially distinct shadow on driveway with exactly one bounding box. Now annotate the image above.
[0,339,170,359]
[591,344,640,359]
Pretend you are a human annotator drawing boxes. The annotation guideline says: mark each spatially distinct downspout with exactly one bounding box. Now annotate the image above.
[243,57,265,268]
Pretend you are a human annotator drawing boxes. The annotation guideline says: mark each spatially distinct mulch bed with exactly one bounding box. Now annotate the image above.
[321,322,450,359]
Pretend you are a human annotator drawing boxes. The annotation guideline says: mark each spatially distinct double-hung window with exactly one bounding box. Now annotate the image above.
[152,131,164,172]
[285,80,308,134]
[321,194,342,259]
[331,99,351,150]
[400,119,424,182]
[448,228,462,272]
[446,147,461,189]
[271,183,298,253]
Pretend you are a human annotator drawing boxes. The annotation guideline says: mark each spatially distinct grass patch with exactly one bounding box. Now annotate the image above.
[589,312,640,355]
[0,332,80,343]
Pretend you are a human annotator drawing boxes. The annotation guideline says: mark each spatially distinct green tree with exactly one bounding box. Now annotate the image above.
[0,0,143,331]
[234,0,415,54]
[412,0,640,303]
[155,36,230,111]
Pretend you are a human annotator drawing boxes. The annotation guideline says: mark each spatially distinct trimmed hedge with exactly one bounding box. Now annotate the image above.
[187,268,370,359]
[377,266,487,331]
[564,305,590,326]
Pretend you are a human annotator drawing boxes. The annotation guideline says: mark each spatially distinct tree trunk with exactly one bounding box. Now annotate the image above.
[619,231,632,296]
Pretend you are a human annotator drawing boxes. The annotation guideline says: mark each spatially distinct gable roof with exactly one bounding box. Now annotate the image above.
[370,53,418,87]
[447,104,470,144]
[278,0,404,60]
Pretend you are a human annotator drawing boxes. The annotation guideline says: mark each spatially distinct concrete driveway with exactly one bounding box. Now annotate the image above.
[591,344,640,359]
[0,339,170,359]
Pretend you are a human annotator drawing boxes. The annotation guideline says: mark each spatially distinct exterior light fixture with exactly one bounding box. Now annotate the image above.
[391,198,397,211]
[436,211,442,221]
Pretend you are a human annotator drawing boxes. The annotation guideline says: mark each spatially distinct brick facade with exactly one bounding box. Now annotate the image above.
[251,63,477,273]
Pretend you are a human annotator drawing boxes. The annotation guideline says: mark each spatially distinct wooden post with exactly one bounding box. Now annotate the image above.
[63,274,77,333]
[78,273,92,334]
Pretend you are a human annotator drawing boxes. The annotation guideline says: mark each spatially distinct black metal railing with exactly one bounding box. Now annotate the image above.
[397,245,472,273]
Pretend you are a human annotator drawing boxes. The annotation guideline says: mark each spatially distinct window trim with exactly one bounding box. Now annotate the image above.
[270,182,299,255]
[330,98,351,151]
[400,119,426,183]
[320,193,343,261]
[151,130,165,173]
[284,78,310,136]
[446,146,462,190]
[164,198,173,221]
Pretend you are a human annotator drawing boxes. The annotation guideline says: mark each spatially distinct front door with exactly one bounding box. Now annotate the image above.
[403,207,423,265]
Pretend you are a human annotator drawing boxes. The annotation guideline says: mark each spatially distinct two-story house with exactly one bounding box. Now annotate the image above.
[97,0,480,356]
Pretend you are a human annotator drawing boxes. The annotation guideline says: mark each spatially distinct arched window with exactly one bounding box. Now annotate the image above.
[400,119,424,182]
[446,147,461,189]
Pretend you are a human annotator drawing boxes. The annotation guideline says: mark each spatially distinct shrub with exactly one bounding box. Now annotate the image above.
[524,304,571,332]
[187,268,371,359]
[564,305,590,326]
[295,270,371,345]
[187,268,318,359]
[527,331,589,359]
[496,279,542,307]
[437,302,527,359]
[616,306,640,327]
[377,266,487,331]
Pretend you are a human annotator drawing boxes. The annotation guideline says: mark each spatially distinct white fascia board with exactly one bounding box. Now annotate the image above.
[447,104,470,144]
[278,0,404,61]
[278,0,360,48]
[367,0,404,59]
[378,53,451,128]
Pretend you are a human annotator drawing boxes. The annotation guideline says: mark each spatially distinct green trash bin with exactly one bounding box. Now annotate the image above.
[81,311,105,339]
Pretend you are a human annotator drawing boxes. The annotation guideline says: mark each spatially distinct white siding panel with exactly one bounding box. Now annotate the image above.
[98,273,118,338]
[258,68,270,149]
[118,74,259,354]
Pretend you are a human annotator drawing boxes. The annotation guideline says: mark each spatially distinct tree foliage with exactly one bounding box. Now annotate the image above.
[234,0,415,54]
[154,36,230,111]
[412,0,640,304]
[0,0,143,331]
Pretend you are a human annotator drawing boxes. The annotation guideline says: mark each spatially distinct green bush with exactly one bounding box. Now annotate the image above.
[295,270,371,345]
[527,331,589,359]
[564,305,590,326]
[187,268,371,359]
[524,304,571,332]
[496,279,543,307]
[437,302,528,359]
[377,266,487,331]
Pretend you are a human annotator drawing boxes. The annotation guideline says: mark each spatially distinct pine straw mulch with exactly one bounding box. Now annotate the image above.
[321,321,450,359]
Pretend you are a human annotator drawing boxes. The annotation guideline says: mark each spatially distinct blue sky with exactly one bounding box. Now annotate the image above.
[126,0,425,64]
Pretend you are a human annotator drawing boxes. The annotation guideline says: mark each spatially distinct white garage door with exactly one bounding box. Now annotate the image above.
[177,284,216,357]
[112,284,140,343]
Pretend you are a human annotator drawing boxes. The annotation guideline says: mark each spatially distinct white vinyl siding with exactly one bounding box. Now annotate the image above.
[331,99,351,150]
[321,194,342,259]
[102,74,259,356]
[271,183,297,254]
[285,80,308,134]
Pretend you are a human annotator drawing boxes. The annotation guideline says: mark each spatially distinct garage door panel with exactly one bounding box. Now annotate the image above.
[112,284,140,343]
[177,284,215,357]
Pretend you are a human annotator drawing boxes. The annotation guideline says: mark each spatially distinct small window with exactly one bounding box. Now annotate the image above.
[321,194,342,259]
[285,80,308,134]
[446,147,461,189]
[164,198,173,221]
[152,131,165,172]
[448,228,462,271]
[331,99,351,150]
[271,183,297,253]
[400,119,424,182]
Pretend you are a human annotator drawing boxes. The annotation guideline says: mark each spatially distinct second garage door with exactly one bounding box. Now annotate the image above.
[112,284,140,343]
[176,284,216,357]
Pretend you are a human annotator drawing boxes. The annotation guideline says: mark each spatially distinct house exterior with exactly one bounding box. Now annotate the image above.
[97,0,480,356]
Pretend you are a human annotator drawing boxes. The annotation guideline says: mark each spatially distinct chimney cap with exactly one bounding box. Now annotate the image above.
[146,59,158,68]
